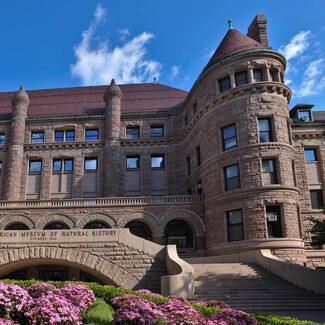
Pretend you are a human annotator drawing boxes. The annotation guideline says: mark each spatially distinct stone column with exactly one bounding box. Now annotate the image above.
[230,72,236,88]
[264,66,271,81]
[247,66,254,83]
[103,79,122,197]
[4,86,30,201]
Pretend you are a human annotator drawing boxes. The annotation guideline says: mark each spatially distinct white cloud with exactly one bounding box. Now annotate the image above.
[279,31,311,61]
[170,65,180,78]
[70,4,161,85]
[119,29,130,42]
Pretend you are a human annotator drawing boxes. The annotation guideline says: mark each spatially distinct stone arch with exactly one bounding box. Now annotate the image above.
[159,209,205,237]
[117,211,159,236]
[36,214,75,230]
[0,215,35,230]
[76,213,117,229]
[0,246,138,289]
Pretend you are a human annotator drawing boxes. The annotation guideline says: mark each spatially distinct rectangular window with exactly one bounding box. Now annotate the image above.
[31,131,44,144]
[196,181,202,195]
[258,118,273,142]
[219,76,231,92]
[29,160,42,173]
[84,158,98,171]
[53,159,62,172]
[126,156,140,169]
[126,126,140,139]
[298,110,312,122]
[235,71,248,86]
[64,159,74,172]
[192,102,197,114]
[85,129,99,141]
[150,125,164,137]
[270,69,278,82]
[266,206,283,238]
[151,155,165,168]
[253,69,263,82]
[224,164,240,191]
[310,190,324,210]
[54,131,64,142]
[227,209,244,241]
[0,133,5,144]
[304,149,317,162]
[196,146,201,166]
[262,159,278,185]
[186,156,191,176]
[222,124,237,150]
[66,130,75,142]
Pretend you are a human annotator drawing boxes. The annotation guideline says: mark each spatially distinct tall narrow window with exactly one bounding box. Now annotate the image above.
[126,156,140,169]
[222,124,237,150]
[196,146,201,166]
[31,131,44,144]
[304,149,317,162]
[219,76,231,92]
[266,206,283,238]
[262,159,278,185]
[186,156,191,176]
[196,181,202,195]
[85,129,99,141]
[192,102,197,114]
[270,69,278,82]
[235,71,248,86]
[227,209,244,241]
[54,131,64,142]
[126,126,140,139]
[310,190,324,210]
[150,125,164,137]
[0,133,5,144]
[224,164,240,191]
[66,130,75,142]
[258,118,273,142]
[184,115,188,127]
[253,69,263,82]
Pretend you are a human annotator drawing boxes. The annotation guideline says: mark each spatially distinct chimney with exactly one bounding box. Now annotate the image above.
[247,14,269,47]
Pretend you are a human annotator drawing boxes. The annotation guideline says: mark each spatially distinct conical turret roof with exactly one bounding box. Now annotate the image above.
[203,28,266,72]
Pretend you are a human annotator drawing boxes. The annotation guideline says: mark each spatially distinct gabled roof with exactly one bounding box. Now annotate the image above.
[203,28,266,72]
[0,83,188,119]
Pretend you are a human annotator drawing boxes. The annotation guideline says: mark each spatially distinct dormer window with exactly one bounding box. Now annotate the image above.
[298,110,312,122]
[235,71,248,86]
[219,76,231,92]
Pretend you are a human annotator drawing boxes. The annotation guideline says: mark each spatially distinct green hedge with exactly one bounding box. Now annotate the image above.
[84,298,114,325]
[252,312,321,325]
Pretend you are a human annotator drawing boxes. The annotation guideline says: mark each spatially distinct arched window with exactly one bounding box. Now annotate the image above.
[44,222,69,230]
[84,221,110,229]
[164,220,193,248]
[125,221,152,241]
[5,223,29,231]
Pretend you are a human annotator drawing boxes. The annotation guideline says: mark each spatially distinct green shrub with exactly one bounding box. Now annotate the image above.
[253,312,322,325]
[84,298,114,325]
[191,304,219,317]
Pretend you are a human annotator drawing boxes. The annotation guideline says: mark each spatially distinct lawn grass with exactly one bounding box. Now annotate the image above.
[84,298,115,325]
[253,312,323,325]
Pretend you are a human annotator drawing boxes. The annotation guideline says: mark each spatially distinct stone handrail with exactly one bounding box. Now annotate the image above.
[161,245,194,299]
[0,195,203,209]
[256,249,325,295]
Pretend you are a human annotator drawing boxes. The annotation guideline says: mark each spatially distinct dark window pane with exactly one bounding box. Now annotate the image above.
[222,124,237,150]
[66,130,75,142]
[225,164,240,191]
[196,146,201,166]
[151,155,165,168]
[53,159,62,172]
[227,209,244,241]
[85,158,98,170]
[304,149,317,162]
[186,156,191,176]
[266,206,283,238]
[164,220,193,248]
[44,222,69,230]
[270,70,278,82]
[192,102,197,114]
[84,222,109,229]
[31,132,44,143]
[126,126,140,139]
[310,190,324,210]
[197,181,202,195]
[0,133,5,145]
[29,160,42,173]
[54,131,64,142]
[126,156,140,169]
[235,71,248,86]
[258,119,273,142]
[262,159,278,184]
[64,159,74,171]
[85,129,99,141]
[125,221,152,241]
[150,126,164,137]
[253,69,263,82]
[5,223,29,230]
[219,76,231,92]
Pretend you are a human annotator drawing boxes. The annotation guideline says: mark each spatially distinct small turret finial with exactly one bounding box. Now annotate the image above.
[228,19,233,30]
[111,78,116,85]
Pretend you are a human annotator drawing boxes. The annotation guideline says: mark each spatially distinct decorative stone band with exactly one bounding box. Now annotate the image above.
[0,195,203,210]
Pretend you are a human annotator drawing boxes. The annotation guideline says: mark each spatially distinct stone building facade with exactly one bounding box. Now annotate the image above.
[0,13,324,283]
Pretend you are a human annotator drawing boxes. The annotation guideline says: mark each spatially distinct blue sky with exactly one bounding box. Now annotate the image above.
[1,0,325,108]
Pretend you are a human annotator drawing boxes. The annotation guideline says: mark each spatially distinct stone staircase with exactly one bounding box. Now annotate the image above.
[186,258,325,311]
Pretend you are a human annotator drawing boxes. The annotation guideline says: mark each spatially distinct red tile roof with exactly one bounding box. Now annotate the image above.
[203,29,266,72]
[0,83,187,119]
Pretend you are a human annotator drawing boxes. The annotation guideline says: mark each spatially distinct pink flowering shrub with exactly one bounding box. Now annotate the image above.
[208,308,258,325]
[136,289,163,298]
[0,318,19,325]
[112,294,165,324]
[27,283,56,299]
[59,284,95,311]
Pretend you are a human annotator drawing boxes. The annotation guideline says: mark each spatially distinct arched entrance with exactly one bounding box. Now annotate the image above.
[164,220,193,248]
[125,221,152,241]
